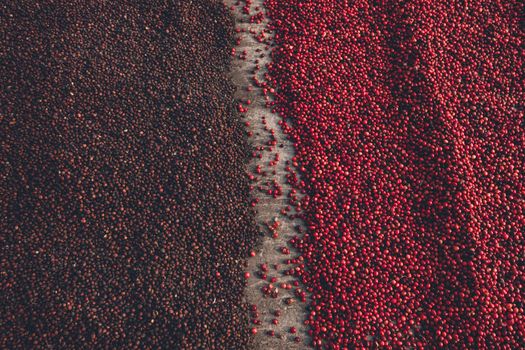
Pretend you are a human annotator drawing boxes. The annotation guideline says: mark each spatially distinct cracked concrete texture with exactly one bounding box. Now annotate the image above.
[224,0,312,349]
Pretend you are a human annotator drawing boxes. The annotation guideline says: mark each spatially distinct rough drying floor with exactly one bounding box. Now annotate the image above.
[225,1,311,349]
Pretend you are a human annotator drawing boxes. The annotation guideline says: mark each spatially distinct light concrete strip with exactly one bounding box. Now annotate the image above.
[224,1,312,349]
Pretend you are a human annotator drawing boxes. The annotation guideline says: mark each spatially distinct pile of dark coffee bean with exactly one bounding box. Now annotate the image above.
[1,1,257,349]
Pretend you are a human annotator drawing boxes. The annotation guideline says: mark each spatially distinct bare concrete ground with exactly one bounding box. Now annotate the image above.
[224,1,312,349]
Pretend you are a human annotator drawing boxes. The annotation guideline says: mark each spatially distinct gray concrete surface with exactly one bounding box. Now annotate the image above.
[224,1,312,349]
